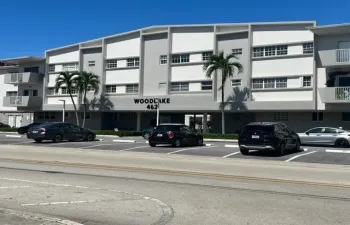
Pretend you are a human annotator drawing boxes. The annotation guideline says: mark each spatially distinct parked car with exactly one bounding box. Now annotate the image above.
[298,127,350,148]
[27,122,96,143]
[238,122,301,156]
[148,123,203,147]
[18,122,47,134]
[142,127,154,139]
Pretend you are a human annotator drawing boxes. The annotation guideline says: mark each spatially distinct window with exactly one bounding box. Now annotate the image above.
[62,63,78,71]
[202,52,213,61]
[80,112,91,120]
[306,128,323,134]
[106,85,116,93]
[201,81,212,90]
[171,82,189,92]
[231,79,242,87]
[126,84,139,93]
[160,55,168,65]
[106,60,118,69]
[253,45,288,58]
[303,43,314,54]
[232,48,243,55]
[39,112,56,119]
[65,112,70,118]
[172,54,190,64]
[342,112,350,121]
[6,91,17,97]
[32,90,38,96]
[324,128,337,133]
[88,61,95,67]
[312,112,323,121]
[273,112,288,121]
[61,87,78,95]
[303,76,312,87]
[127,58,140,67]
[252,78,288,89]
[48,65,55,72]
[47,88,55,95]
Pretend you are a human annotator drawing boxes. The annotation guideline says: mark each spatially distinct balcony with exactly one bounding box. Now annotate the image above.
[318,87,350,103]
[4,72,43,84]
[3,96,42,107]
[318,49,350,67]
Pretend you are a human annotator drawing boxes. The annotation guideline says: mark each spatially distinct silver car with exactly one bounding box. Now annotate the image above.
[298,127,350,148]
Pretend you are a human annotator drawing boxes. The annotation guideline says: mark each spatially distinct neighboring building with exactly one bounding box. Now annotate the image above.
[2,21,350,132]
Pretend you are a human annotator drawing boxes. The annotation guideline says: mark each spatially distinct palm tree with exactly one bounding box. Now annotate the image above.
[55,71,80,125]
[203,51,243,134]
[76,71,100,128]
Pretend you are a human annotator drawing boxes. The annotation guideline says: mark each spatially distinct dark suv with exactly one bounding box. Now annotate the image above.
[238,122,301,156]
[148,123,203,147]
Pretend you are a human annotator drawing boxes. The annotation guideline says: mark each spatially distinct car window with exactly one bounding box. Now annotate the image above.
[181,127,191,133]
[306,128,324,133]
[323,128,338,133]
[242,125,274,135]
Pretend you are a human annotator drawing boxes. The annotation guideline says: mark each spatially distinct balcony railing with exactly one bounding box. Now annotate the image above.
[336,49,350,64]
[3,96,42,107]
[319,87,350,103]
[4,72,43,84]
[319,48,350,67]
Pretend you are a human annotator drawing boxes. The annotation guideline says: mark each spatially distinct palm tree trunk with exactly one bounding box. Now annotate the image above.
[221,87,225,135]
[82,91,87,128]
[69,93,80,126]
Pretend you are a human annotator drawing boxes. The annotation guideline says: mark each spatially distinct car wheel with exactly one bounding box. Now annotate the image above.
[240,148,249,155]
[143,133,150,140]
[294,140,301,152]
[197,138,203,146]
[276,141,286,156]
[34,139,42,143]
[335,138,349,148]
[149,142,156,147]
[53,134,62,143]
[86,133,94,141]
[172,139,182,147]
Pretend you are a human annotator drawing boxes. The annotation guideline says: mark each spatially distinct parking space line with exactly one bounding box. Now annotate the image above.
[167,146,216,154]
[285,151,317,162]
[326,149,350,154]
[80,143,112,149]
[119,146,149,152]
[222,152,240,158]
[0,186,31,189]
[225,144,239,148]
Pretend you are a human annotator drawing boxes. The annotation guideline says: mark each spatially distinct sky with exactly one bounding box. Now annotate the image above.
[0,0,349,58]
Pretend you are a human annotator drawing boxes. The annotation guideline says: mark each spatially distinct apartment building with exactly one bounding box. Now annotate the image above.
[2,21,350,132]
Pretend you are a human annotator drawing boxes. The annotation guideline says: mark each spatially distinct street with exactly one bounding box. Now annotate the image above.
[0,143,349,225]
[1,133,350,165]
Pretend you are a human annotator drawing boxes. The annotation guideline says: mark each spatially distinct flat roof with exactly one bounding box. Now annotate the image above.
[0,56,45,65]
[308,23,350,35]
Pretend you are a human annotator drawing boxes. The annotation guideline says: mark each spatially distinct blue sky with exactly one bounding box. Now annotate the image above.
[0,0,349,58]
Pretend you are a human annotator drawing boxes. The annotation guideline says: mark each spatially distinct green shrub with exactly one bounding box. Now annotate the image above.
[95,130,118,136]
[95,130,142,137]
[0,127,18,132]
[202,133,239,139]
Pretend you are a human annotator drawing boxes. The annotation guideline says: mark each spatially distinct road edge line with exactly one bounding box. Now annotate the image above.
[285,151,317,162]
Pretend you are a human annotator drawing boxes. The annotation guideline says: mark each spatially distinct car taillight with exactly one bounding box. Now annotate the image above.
[167,131,174,139]
[39,128,46,134]
[149,131,153,137]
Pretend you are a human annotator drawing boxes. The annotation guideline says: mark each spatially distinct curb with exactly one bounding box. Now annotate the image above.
[6,134,22,138]
[0,131,17,134]
[225,144,239,148]
[113,139,136,143]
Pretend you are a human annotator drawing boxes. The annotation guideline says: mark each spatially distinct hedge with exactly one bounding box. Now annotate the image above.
[202,133,239,140]
[97,130,142,137]
[0,128,18,132]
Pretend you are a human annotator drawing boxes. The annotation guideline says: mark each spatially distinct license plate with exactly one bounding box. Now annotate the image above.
[252,135,259,139]
[32,130,38,134]
[157,134,163,137]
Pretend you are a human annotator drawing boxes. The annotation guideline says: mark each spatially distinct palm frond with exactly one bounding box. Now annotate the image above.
[75,71,101,95]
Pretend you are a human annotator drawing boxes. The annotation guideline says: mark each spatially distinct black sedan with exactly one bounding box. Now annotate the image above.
[18,122,47,134]
[27,122,96,143]
[148,123,203,147]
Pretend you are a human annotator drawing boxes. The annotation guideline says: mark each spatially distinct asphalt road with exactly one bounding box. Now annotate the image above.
[0,146,349,225]
[0,133,350,165]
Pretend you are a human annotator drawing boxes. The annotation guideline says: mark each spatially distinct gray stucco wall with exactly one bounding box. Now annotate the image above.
[217,32,250,103]
[142,33,168,96]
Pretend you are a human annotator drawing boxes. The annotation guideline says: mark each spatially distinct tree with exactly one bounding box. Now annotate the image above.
[55,71,80,125]
[76,71,100,128]
[203,51,243,134]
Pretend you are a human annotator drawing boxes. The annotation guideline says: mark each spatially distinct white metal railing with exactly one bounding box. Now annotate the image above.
[9,73,23,83]
[335,87,350,100]
[9,96,23,106]
[336,49,350,63]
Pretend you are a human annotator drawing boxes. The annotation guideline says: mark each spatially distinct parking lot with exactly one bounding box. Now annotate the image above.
[1,133,350,165]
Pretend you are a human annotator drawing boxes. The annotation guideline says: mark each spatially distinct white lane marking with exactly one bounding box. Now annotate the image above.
[167,146,216,154]
[303,148,308,151]
[0,186,31,189]
[204,144,212,146]
[225,144,239,148]
[113,139,136,143]
[119,146,149,152]
[80,143,111,149]
[222,152,240,158]
[326,149,350,154]
[21,200,98,206]
[285,151,317,162]
[5,135,22,138]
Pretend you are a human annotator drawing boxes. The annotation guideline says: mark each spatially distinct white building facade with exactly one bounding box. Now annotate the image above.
[2,21,350,132]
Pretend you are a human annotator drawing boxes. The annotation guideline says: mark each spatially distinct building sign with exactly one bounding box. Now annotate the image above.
[134,98,171,110]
